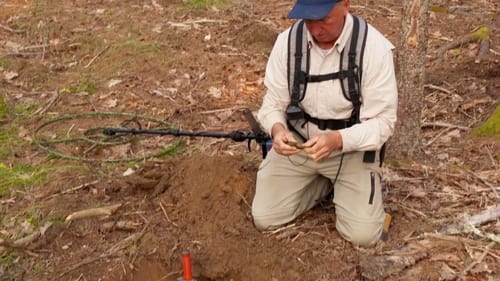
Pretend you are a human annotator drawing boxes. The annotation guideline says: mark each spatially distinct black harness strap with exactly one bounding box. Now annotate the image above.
[306,70,351,83]
[287,20,309,106]
[339,16,367,124]
[303,112,354,130]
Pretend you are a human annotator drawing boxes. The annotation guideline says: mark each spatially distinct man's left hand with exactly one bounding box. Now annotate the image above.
[303,131,343,162]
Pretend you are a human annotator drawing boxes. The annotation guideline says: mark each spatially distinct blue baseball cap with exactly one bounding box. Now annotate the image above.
[288,0,339,20]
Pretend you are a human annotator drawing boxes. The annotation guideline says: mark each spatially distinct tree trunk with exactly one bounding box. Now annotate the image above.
[388,0,430,161]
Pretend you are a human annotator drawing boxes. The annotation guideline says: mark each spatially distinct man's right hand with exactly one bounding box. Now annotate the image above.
[271,123,305,156]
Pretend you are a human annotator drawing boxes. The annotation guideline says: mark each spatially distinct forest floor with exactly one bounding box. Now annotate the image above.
[0,0,499,280]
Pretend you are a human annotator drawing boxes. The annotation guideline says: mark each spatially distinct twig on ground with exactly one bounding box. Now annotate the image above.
[469,245,500,260]
[423,232,482,245]
[159,200,178,227]
[483,146,497,166]
[376,4,399,15]
[275,229,302,241]
[424,84,453,95]
[424,127,454,147]
[84,45,109,68]
[458,241,495,280]
[200,106,247,115]
[397,203,427,218]
[421,121,470,131]
[235,191,251,210]
[65,203,122,222]
[0,23,24,33]
[0,197,16,204]
[34,90,60,115]
[263,223,297,235]
[158,271,182,281]
[43,180,99,200]
[166,19,228,29]
[100,220,141,232]
[465,170,500,199]
[151,0,164,10]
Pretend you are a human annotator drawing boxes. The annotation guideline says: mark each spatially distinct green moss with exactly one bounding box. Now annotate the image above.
[0,253,14,265]
[0,96,8,120]
[62,78,98,95]
[430,5,448,13]
[0,59,7,68]
[14,101,38,117]
[473,105,500,138]
[452,48,463,61]
[183,0,229,9]
[471,26,490,41]
[133,41,161,54]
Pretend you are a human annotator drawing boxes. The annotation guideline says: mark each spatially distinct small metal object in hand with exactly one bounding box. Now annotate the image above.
[284,139,310,149]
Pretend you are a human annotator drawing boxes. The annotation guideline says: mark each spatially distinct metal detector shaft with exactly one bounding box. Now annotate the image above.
[103,127,259,142]
[102,108,272,158]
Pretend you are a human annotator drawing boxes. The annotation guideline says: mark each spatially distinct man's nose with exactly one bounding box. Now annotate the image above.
[305,21,321,36]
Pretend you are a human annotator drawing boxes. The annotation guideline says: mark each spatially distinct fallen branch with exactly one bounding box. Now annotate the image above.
[464,224,500,243]
[435,25,490,62]
[421,121,470,131]
[359,251,428,280]
[166,19,228,30]
[466,206,500,226]
[0,221,53,255]
[442,206,500,236]
[65,203,122,222]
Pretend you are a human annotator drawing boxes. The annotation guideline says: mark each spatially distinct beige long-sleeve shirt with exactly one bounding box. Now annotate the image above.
[257,14,398,153]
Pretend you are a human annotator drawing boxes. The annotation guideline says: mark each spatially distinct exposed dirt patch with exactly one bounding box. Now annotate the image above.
[0,0,499,281]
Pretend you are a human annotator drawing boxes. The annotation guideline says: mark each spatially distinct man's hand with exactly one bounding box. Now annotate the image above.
[302,131,343,162]
[271,123,305,156]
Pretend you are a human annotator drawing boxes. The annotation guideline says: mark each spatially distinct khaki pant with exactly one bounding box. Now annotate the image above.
[251,150,386,247]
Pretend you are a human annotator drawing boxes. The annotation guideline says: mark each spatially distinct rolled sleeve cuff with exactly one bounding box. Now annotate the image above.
[258,111,287,137]
[339,129,356,153]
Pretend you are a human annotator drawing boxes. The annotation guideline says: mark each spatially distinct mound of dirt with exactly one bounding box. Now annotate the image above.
[119,154,336,281]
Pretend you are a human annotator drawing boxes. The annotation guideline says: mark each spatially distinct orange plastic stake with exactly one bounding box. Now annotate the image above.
[181,249,193,281]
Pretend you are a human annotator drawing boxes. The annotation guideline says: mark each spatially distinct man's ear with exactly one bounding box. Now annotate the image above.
[342,0,351,10]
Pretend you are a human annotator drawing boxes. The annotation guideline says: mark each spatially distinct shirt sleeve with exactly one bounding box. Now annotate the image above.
[257,31,290,136]
[339,29,398,152]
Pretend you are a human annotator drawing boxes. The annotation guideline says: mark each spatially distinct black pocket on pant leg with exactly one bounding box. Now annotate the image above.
[368,172,375,205]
